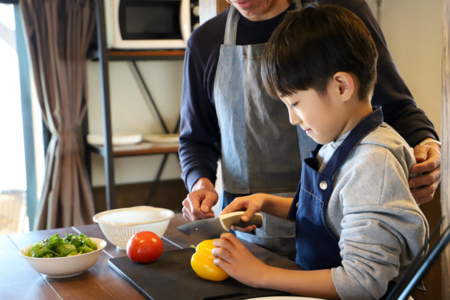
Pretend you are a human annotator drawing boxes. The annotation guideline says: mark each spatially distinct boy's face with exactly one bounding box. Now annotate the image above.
[279,86,350,145]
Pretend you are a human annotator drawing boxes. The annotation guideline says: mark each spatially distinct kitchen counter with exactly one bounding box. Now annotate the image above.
[1,213,300,299]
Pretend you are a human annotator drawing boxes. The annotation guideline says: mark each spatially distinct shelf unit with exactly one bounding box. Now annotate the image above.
[88,49,185,61]
[92,0,184,210]
[87,143,180,158]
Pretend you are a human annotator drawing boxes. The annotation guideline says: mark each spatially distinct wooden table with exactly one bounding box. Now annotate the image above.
[1,214,300,299]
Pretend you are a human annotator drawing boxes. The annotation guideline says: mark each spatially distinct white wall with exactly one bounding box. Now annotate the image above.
[87,0,443,187]
[367,0,443,136]
[87,60,184,187]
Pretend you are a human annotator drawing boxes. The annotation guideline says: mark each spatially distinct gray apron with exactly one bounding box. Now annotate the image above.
[213,5,316,258]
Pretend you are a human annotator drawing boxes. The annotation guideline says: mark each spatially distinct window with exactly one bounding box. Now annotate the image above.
[0,3,44,234]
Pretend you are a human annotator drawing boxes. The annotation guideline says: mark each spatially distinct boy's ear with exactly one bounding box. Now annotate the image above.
[332,72,355,102]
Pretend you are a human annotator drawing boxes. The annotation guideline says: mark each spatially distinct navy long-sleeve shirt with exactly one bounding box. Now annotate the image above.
[179,0,438,192]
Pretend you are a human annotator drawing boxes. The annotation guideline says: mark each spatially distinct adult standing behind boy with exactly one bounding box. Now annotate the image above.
[213,4,428,299]
[179,0,440,257]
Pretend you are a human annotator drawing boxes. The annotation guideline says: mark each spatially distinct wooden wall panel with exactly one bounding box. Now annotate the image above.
[411,191,442,300]
[442,0,450,298]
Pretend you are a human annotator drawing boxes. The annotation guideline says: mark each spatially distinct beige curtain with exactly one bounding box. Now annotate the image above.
[20,0,96,230]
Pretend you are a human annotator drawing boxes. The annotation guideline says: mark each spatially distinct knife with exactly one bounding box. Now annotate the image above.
[177,211,264,239]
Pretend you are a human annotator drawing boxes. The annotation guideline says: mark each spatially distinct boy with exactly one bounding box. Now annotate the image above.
[211,4,429,300]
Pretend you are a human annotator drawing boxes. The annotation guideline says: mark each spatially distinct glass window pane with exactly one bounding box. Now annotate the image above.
[0,3,43,235]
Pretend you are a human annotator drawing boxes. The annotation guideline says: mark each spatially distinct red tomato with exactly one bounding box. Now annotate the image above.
[126,231,164,263]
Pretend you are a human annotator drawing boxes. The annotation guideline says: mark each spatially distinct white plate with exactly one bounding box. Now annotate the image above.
[87,132,142,146]
[143,133,179,143]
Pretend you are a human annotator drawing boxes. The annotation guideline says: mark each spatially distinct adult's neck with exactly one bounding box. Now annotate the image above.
[246,0,293,21]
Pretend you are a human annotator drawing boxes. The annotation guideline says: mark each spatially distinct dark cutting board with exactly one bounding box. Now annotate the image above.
[108,248,290,300]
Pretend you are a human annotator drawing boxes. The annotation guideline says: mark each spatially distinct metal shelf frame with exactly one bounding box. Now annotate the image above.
[93,0,183,210]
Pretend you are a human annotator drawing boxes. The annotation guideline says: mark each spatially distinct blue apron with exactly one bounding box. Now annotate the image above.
[288,107,398,298]
[288,106,384,270]
[213,4,315,257]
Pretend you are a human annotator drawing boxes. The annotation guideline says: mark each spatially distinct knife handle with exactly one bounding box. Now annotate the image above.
[220,212,263,230]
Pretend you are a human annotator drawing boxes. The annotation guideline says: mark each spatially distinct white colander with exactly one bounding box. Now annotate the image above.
[93,206,174,250]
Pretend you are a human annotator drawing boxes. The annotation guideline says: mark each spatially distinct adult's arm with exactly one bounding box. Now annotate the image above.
[178,41,221,192]
[334,0,439,146]
[335,0,441,204]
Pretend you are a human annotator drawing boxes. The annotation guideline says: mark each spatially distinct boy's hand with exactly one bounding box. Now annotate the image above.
[212,233,270,288]
[220,194,265,232]
[409,141,441,205]
[182,178,218,221]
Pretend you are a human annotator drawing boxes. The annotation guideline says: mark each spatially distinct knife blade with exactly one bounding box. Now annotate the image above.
[176,211,264,239]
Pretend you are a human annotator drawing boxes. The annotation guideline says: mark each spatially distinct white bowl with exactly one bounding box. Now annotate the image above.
[93,206,174,250]
[20,238,107,278]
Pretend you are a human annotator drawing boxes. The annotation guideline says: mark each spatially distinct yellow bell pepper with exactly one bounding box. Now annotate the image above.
[191,239,229,281]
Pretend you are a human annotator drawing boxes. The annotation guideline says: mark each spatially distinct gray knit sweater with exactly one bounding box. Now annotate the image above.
[317,123,429,300]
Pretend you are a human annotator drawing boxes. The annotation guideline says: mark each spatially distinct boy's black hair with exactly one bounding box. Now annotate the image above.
[262,3,378,101]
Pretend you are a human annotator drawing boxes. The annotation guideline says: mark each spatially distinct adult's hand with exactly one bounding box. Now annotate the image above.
[409,139,441,205]
[182,177,218,222]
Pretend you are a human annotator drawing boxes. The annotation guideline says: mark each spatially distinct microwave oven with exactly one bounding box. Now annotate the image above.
[105,0,200,49]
